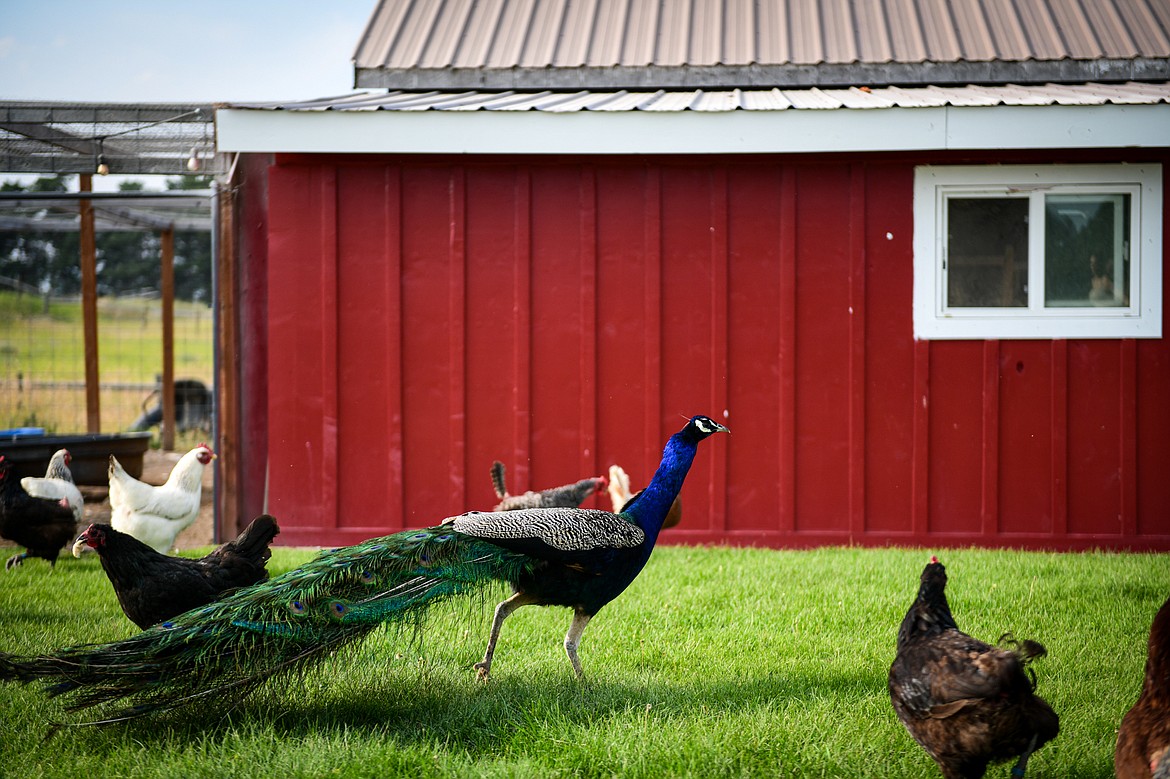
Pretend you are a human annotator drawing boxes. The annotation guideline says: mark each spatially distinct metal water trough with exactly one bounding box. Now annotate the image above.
[0,432,152,486]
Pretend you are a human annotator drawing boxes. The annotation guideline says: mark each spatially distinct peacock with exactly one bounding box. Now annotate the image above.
[0,414,728,726]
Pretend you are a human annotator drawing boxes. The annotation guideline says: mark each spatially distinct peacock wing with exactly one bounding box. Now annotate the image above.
[446,507,645,564]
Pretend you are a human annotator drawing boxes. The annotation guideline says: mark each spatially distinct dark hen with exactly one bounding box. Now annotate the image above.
[72,515,280,630]
[489,460,606,511]
[889,557,1059,779]
[0,415,727,726]
[1116,594,1170,779]
[0,457,78,570]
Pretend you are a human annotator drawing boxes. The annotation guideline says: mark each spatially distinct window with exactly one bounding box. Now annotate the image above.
[913,164,1162,339]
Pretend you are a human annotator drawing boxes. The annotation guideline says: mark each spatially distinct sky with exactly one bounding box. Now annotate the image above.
[1,1,374,104]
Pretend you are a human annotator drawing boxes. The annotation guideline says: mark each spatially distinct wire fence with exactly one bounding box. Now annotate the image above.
[0,287,212,446]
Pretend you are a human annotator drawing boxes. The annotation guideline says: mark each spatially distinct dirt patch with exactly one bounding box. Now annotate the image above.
[77,447,215,550]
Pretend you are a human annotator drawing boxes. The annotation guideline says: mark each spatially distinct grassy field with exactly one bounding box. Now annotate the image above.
[0,545,1164,778]
[0,291,212,436]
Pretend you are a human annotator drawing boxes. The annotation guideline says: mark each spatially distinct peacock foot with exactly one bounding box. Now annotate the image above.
[473,661,491,682]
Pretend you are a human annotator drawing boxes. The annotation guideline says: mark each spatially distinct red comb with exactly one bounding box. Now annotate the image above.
[929,555,939,564]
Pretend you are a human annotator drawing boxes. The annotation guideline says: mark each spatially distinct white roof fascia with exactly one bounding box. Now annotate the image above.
[216,103,1170,155]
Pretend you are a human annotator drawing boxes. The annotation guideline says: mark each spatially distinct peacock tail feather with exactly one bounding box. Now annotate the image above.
[0,525,530,724]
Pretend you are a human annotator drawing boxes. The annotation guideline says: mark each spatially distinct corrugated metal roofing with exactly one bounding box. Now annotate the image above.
[353,0,1170,89]
[231,81,1170,113]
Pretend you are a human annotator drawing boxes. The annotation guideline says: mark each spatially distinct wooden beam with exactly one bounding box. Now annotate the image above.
[160,227,175,451]
[78,174,100,433]
[216,180,238,540]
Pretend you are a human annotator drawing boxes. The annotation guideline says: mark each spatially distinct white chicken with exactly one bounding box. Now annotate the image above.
[20,448,84,523]
[109,443,215,554]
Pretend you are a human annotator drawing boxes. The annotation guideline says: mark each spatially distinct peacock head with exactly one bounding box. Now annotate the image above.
[682,415,731,442]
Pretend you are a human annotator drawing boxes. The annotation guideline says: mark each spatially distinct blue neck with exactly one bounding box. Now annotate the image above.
[624,431,698,542]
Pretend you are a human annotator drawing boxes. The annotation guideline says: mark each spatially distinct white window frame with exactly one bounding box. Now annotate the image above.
[913,164,1162,340]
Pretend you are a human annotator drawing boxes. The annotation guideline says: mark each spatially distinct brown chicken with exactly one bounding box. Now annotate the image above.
[1116,594,1170,779]
[0,457,77,570]
[889,557,1059,778]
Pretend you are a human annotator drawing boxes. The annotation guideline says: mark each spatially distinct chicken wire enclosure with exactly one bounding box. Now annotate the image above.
[0,102,221,176]
[0,189,215,445]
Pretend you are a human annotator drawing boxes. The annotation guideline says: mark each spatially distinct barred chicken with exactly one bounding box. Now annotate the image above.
[489,460,606,511]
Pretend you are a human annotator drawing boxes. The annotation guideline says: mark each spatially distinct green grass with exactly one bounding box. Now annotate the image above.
[0,290,212,435]
[0,545,1164,778]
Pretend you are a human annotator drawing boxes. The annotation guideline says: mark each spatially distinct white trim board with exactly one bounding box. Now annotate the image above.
[912,163,1163,340]
[216,103,1170,155]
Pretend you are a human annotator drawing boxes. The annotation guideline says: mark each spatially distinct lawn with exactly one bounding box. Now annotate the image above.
[0,544,1164,778]
[0,290,212,436]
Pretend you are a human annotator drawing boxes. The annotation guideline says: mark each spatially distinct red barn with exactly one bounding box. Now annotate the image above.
[214,0,1170,550]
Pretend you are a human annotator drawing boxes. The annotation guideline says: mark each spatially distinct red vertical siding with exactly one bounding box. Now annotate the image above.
[793,164,852,534]
[726,166,784,534]
[252,152,1170,550]
[863,163,916,536]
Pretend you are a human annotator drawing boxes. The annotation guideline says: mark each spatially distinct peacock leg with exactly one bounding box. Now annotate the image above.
[475,591,537,681]
[5,552,26,570]
[563,610,592,679]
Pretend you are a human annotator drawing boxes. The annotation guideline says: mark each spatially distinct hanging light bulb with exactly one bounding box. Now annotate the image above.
[94,137,109,175]
[186,146,200,171]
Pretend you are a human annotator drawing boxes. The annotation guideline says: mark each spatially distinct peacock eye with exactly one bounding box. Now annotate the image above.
[161,622,175,629]
[289,600,306,615]
[329,602,347,620]
[359,571,375,584]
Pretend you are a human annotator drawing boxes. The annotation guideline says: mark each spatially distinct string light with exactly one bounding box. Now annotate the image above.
[96,139,109,175]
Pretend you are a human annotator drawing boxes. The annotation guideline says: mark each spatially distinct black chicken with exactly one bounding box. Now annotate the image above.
[0,457,78,570]
[1116,594,1170,779]
[489,460,606,511]
[889,557,1059,779]
[72,515,281,630]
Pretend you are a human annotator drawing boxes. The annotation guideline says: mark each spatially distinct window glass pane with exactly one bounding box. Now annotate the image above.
[1044,194,1130,307]
[946,197,1029,308]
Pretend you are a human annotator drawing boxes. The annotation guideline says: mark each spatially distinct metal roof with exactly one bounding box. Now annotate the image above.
[0,102,221,176]
[353,0,1170,89]
[230,81,1170,113]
